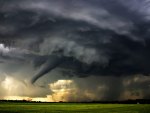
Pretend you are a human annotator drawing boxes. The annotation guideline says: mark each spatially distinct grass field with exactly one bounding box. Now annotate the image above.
[0,102,149,113]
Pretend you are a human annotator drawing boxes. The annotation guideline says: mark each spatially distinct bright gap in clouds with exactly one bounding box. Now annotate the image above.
[1,77,77,102]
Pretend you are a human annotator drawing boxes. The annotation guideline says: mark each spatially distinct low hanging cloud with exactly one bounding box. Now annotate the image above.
[48,75,150,102]
[0,0,150,101]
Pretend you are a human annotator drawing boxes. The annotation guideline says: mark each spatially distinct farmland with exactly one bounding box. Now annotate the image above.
[0,102,149,113]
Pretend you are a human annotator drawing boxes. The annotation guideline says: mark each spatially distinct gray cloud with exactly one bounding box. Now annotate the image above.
[0,0,150,101]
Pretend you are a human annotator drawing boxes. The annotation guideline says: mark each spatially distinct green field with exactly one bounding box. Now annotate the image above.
[0,102,149,113]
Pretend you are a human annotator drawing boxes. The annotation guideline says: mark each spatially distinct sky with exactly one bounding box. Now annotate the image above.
[0,0,150,102]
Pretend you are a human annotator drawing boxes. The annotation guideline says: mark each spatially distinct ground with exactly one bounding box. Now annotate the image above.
[0,102,149,113]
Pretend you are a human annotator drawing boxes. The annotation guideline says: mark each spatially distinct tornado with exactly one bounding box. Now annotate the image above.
[31,55,63,84]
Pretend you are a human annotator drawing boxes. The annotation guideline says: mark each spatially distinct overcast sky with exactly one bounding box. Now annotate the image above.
[0,0,150,102]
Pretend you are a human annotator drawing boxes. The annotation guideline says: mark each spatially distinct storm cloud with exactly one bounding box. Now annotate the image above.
[0,0,150,101]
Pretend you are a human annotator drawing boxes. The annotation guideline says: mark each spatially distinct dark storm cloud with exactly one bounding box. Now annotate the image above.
[1,0,150,84]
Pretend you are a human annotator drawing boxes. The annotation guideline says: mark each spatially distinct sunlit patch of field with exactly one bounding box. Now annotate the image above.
[0,102,149,113]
